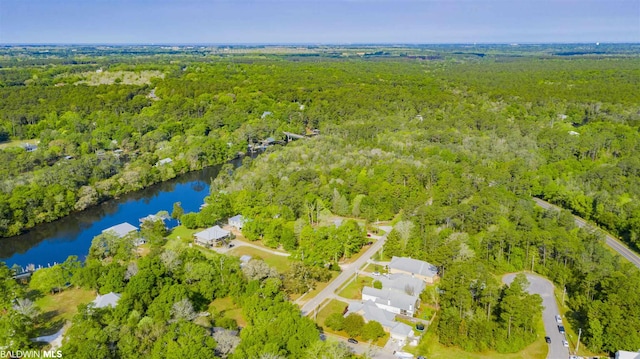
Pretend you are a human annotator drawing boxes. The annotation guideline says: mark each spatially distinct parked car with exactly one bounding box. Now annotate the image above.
[558,325,565,334]
[555,314,562,324]
[366,233,372,237]
[372,271,381,276]
[562,339,569,347]
[545,336,551,344]
[347,338,358,344]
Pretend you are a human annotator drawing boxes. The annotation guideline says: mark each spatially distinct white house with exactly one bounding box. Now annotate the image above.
[228,215,246,230]
[362,287,420,317]
[93,292,121,308]
[390,322,415,344]
[616,351,640,359]
[102,222,138,238]
[389,256,439,283]
[194,225,230,247]
[155,158,173,166]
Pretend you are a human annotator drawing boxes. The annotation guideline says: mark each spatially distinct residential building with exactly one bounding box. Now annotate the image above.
[362,286,419,317]
[102,222,138,238]
[616,351,640,359]
[377,273,426,296]
[228,215,246,230]
[194,225,230,247]
[389,256,439,283]
[93,292,121,308]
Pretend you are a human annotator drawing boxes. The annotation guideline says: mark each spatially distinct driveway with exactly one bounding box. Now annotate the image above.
[533,197,640,269]
[503,273,569,359]
[300,227,391,316]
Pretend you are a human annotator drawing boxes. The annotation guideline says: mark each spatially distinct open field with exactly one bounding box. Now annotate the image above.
[34,287,95,336]
[70,70,164,86]
[337,276,373,299]
[228,246,291,273]
[209,296,247,328]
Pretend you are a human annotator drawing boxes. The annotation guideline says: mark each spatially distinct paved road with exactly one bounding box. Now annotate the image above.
[533,197,640,269]
[322,332,397,359]
[503,273,568,359]
[300,228,391,316]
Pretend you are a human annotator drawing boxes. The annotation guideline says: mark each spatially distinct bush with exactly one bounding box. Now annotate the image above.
[325,312,345,331]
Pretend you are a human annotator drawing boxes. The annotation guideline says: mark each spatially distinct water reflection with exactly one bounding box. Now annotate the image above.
[0,162,234,268]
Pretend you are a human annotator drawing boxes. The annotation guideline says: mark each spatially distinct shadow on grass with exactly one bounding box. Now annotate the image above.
[36,311,65,336]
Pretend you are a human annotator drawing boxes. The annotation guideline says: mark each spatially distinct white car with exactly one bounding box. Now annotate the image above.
[562,340,569,347]
[372,272,381,276]
[555,314,562,324]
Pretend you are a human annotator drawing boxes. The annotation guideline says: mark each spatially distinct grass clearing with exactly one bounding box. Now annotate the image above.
[209,297,247,328]
[337,276,374,299]
[71,70,164,86]
[228,246,291,273]
[412,329,547,359]
[0,139,38,149]
[34,287,95,336]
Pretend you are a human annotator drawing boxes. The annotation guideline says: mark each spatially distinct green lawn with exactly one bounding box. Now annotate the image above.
[410,319,548,359]
[233,233,289,255]
[34,287,96,336]
[228,246,291,273]
[0,139,38,149]
[209,297,247,328]
[337,276,373,299]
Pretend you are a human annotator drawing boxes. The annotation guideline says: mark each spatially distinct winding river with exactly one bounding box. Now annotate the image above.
[0,159,240,269]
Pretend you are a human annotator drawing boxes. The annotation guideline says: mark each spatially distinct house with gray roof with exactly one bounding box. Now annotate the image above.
[194,225,230,248]
[616,351,640,359]
[362,286,420,317]
[347,301,397,329]
[378,273,426,296]
[228,215,246,230]
[389,256,439,283]
[102,222,138,238]
[93,292,121,308]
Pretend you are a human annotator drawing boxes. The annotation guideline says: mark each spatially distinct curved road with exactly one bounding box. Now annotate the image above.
[533,197,640,269]
[300,227,391,316]
[503,273,568,359]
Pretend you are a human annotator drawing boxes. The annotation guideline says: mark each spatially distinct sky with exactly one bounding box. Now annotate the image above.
[0,0,638,44]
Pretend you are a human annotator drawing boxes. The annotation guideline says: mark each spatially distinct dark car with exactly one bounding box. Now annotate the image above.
[558,325,565,334]
[347,338,358,344]
[545,336,551,344]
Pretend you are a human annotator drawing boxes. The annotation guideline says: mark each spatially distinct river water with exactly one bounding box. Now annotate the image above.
[0,161,236,269]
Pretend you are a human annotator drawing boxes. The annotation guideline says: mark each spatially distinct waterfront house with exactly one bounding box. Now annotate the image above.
[102,222,138,238]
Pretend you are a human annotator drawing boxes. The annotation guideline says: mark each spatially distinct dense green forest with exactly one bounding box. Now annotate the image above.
[1,46,640,356]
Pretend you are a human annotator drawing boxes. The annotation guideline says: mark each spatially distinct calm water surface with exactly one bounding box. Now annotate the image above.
[0,162,234,268]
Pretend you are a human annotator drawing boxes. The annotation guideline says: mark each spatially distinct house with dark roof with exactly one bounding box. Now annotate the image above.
[389,256,439,283]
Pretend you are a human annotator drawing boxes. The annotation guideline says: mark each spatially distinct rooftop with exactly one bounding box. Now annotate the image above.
[378,273,426,296]
[194,225,230,242]
[93,292,121,308]
[362,286,419,312]
[389,256,438,278]
[102,222,138,238]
